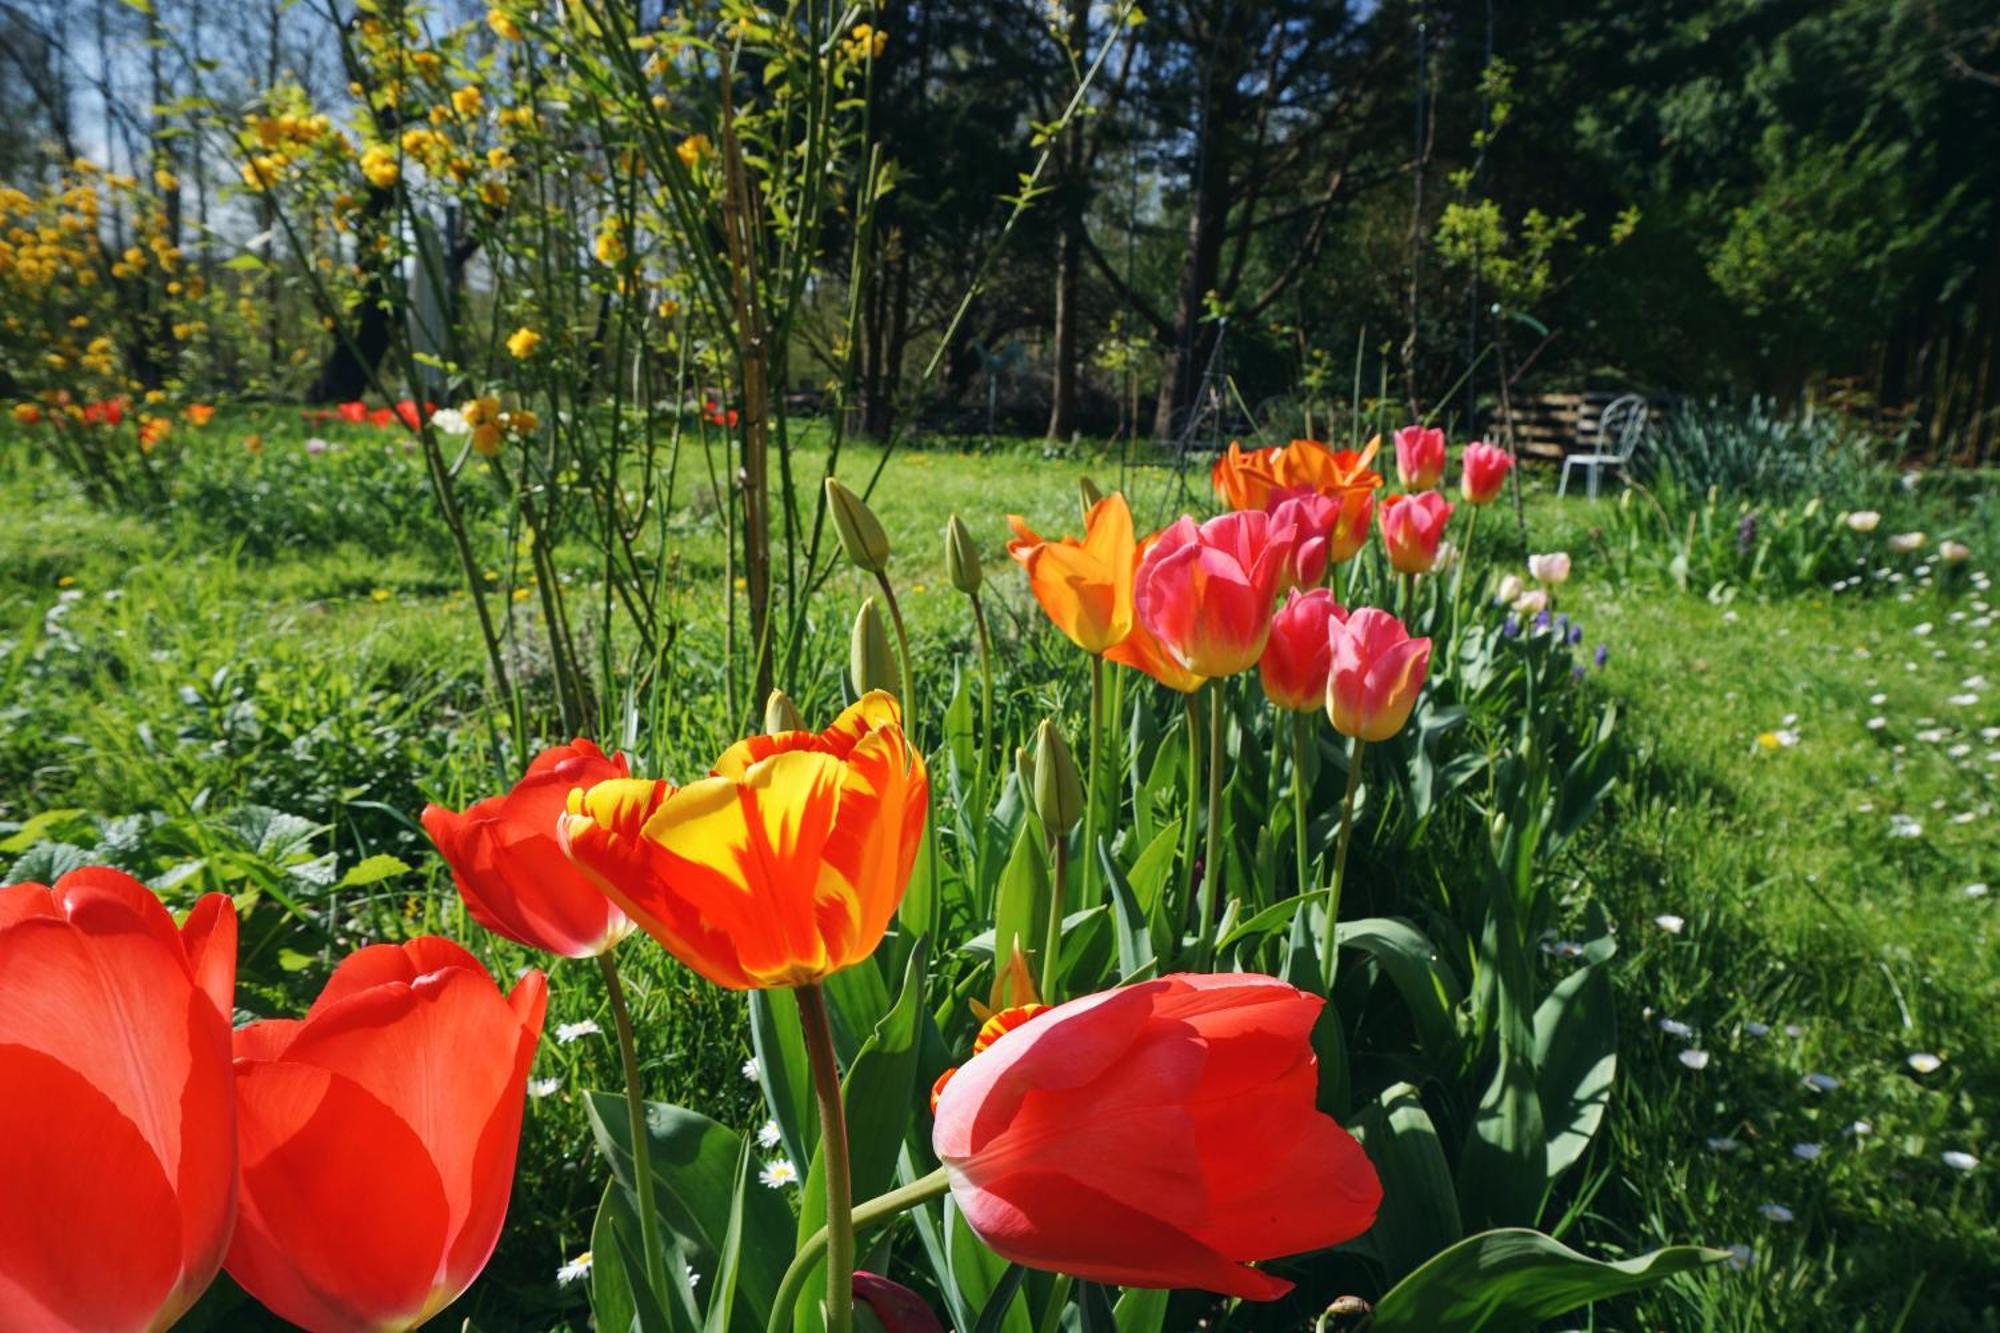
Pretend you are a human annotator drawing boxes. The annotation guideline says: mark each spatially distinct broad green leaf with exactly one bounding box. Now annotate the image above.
[591,1178,669,1333]
[1110,1286,1170,1333]
[0,806,85,853]
[584,1094,793,1331]
[1335,918,1463,1061]
[1097,837,1154,979]
[990,821,1048,992]
[1533,958,1616,1180]
[1371,1228,1726,1332]
[334,853,409,889]
[749,989,816,1168]
[1350,1082,1462,1282]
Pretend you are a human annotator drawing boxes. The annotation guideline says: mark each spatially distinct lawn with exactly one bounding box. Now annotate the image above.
[1,422,1993,1330]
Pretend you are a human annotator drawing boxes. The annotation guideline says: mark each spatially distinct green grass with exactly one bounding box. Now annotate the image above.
[1,421,1993,1329]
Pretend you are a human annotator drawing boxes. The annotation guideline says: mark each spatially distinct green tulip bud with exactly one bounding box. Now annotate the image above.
[763,688,804,734]
[944,513,982,595]
[1078,474,1104,519]
[850,596,897,698]
[1032,718,1084,836]
[1014,744,1036,805]
[826,477,891,574]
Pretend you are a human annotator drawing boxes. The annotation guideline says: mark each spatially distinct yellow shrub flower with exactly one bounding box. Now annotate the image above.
[506,326,542,359]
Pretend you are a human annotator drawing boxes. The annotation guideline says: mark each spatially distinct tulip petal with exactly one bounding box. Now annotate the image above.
[0,1044,183,1332]
[307,936,487,1018]
[954,1169,1294,1300]
[228,1061,451,1331]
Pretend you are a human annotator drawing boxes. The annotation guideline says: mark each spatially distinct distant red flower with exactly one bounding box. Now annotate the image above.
[368,407,395,429]
[337,401,370,424]
[82,397,126,426]
[394,399,436,430]
[703,397,739,428]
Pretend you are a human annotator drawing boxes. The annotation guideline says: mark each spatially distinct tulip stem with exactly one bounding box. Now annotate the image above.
[1291,710,1313,899]
[597,951,670,1305]
[1448,504,1480,678]
[876,570,941,943]
[971,587,996,769]
[1321,738,1365,991]
[1195,680,1226,971]
[769,1166,952,1333]
[1083,652,1103,903]
[1042,833,1068,1000]
[1181,692,1202,952]
[796,984,855,1333]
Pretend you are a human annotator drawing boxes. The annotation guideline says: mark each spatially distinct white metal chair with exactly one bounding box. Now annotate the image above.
[1559,393,1649,499]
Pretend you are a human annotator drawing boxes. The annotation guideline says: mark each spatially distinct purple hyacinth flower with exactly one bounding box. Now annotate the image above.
[1594,643,1609,668]
[1503,613,1522,638]
[1533,609,1552,632]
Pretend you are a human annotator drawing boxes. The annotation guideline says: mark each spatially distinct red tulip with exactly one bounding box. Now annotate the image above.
[367,407,396,429]
[336,400,369,424]
[1134,510,1295,677]
[1327,608,1431,741]
[1268,491,1335,590]
[0,868,238,1331]
[1393,424,1446,489]
[422,740,635,958]
[853,1271,946,1333]
[227,938,547,1332]
[1260,587,1346,712]
[932,973,1380,1299]
[1378,491,1454,574]
[1459,441,1514,505]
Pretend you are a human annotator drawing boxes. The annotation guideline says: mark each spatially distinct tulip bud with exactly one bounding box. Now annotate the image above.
[1077,474,1104,518]
[853,1271,946,1333]
[764,688,803,734]
[945,513,982,594]
[1031,719,1083,835]
[826,477,890,573]
[1014,744,1037,804]
[850,597,897,697]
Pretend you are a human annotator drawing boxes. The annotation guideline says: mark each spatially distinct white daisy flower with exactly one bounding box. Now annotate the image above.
[759,1158,800,1189]
[556,1252,593,1286]
[1804,1072,1840,1093]
[431,407,470,436]
[1906,1052,1943,1074]
[1870,692,1888,705]
[1653,913,1686,934]
[756,1119,783,1149]
[1726,1243,1755,1271]
[555,1020,602,1044]
[1679,1049,1711,1070]
[741,1056,763,1082]
[1745,1022,1771,1038]
[1659,1018,1694,1039]
[1706,1136,1741,1152]
[1965,883,1990,898]
[1792,1142,1822,1161]
[1941,1151,1979,1172]
[1846,1119,1873,1137]
[1866,717,1888,731]
[528,1077,561,1098]
[1887,815,1923,839]
[1758,1203,1795,1223]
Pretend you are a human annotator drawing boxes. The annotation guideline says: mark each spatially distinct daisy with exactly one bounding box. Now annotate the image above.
[1758,1203,1795,1223]
[528,1077,561,1099]
[1941,1151,1979,1172]
[556,1252,593,1286]
[741,1056,762,1082]
[1804,1072,1840,1093]
[1659,1018,1694,1039]
[1706,1136,1742,1152]
[555,1020,602,1044]
[756,1119,783,1149]
[1679,1049,1711,1070]
[1906,1052,1943,1074]
[1792,1142,1822,1161]
[1653,913,1686,934]
[759,1158,800,1189]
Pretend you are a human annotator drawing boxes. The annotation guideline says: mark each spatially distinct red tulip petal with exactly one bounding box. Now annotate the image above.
[953,1168,1293,1300]
[0,882,60,930]
[178,893,238,1024]
[307,936,484,1018]
[235,1018,303,1062]
[442,969,546,1287]
[229,1060,450,1331]
[0,1044,183,1332]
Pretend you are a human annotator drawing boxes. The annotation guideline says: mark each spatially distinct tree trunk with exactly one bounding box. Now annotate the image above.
[1151,156,1229,440]
[1045,0,1090,441]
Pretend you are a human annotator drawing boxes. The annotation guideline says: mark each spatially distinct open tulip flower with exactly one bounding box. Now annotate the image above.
[1328,608,1433,741]
[1105,565,1207,694]
[1394,424,1447,489]
[422,739,636,959]
[1212,437,1383,512]
[1136,509,1298,677]
[1261,587,1346,712]
[0,868,238,1332]
[932,973,1381,1298]
[227,937,547,1333]
[1527,551,1572,585]
[1379,491,1454,574]
[1006,492,1136,655]
[1459,441,1514,505]
[559,691,928,990]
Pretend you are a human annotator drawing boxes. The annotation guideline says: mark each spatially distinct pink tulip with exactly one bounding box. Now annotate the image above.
[1379,492,1454,574]
[1394,425,1446,489]
[853,1272,946,1333]
[1267,491,1335,590]
[1260,588,1346,713]
[1527,551,1571,585]
[1327,608,1431,741]
[1459,442,1513,505]
[1135,509,1296,677]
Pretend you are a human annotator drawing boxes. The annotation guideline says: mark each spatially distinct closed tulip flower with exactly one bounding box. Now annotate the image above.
[1459,441,1514,505]
[931,973,1381,1298]
[1394,424,1447,489]
[1379,492,1454,574]
[1268,491,1335,589]
[559,692,927,990]
[1327,608,1432,741]
[421,740,635,959]
[1007,493,1136,655]
[1106,533,1206,693]
[0,868,238,1332]
[1527,551,1572,585]
[227,937,547,1333]
[853,1272,946,1333]
[1260,588,1346,712]
[1135,509,1296,677]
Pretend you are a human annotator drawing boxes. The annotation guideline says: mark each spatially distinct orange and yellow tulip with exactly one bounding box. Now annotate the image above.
[1211,437,1382,512]
[558,692,927,990]
[1006,493,1136,655]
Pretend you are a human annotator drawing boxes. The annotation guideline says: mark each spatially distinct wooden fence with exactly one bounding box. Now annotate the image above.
[1483,391,1663,462]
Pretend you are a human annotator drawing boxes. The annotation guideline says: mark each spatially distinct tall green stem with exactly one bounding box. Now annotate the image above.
[767,1167,952,1333]
[1083,653,1103,901]
[876,571,939,940]
[1321,738,1366,991]
[1180,692,1202,953]
[795,984,854,1333]
[1041,834,1068,1000]
[597,952,668,1302]
[1195,680,1226,971]
[1291,711,1313,899]
[1448,504,1481,676]
[970,588,996,767]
